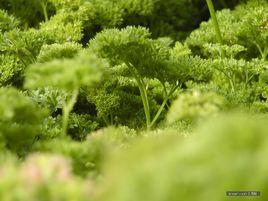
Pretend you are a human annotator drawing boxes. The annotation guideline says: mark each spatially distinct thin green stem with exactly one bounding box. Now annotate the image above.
[206,0,225,57]
[245,74,255,88]
[136,76,151,128]
[160,81,170,109]
[40,1,48,22]
[149,84,180,128]
[62,89,79,136]
[149,98,168,129]
[138,77,151,124]
[260,48,267,61]
[127,63,151,128]
[162,82,168,96]
[231,75,236,92]
[102,117,109,126]
[244,70,249,90]
[213,66,235,92]
[206,0,223,44]
[254,42,267,61]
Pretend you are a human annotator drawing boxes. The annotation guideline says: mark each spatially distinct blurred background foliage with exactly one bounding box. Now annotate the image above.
[0,0,247,40]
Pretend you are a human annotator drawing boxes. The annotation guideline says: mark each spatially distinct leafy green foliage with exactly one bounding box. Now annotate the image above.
[34,137,104,177]
[37,42,82,63]
[167,90,225,124]
[27,87,67,113]
[186,0,268,60]
[48,0,84,11]
[25,50,107,91]
[0,28,58,86]
[25,50,108,136]
[0,154,92,200]
[0,54,24,86]
[0,88,47,155]
[96,115,268,201]
[91,27,182,83]
[0,0,268,200]
[211,58,266,92]
[89,126,137,148]
[86,76,160,128]
[39,1,94,42]
[0,0,53,27]
[118,0,243,40]
[40,116,63,139]
[68,114,99,140]
[0,10,19,32]
[203,43,247,59]
[90,26,212,128]
[35,126,136,177]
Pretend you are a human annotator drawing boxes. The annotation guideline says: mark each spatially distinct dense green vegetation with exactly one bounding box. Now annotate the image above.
[0,0,267,200]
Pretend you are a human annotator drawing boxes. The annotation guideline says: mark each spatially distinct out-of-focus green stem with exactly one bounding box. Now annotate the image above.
[40,1,48,22]
[127,63,151,129]
[62,89,79,136]
[206,0,223,44]
[206,0,225,57]
[254,42,267,61]
[149,84,180,128]
[135,75,151,128]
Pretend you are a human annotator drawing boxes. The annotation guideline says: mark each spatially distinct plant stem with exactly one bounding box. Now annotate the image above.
[136,76,151,128]
[140,79,150,122]
[127,63,151,128]
[62,89,79,136]
[160,81,170,109]
[149,84,180,128]
[205,0,225,58]
[40,1,48,22]
[206,0,223,44]
[229,78,235,93]
[149,98,168,129]
[254,42,267,61]
[102,117,109,126]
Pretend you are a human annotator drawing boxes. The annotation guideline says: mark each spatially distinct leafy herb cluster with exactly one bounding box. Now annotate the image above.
[0,0,267,200]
